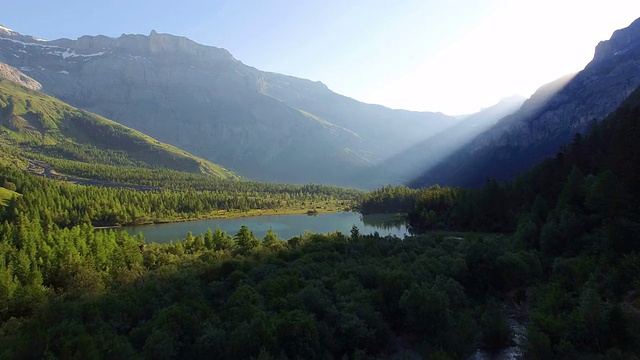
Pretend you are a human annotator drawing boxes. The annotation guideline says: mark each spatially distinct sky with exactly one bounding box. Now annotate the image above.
[2,0,640,114]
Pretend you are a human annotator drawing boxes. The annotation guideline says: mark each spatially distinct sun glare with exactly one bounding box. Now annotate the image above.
[359,0,640,115]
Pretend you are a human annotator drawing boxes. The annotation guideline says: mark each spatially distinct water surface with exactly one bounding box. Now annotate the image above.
[119,212,408,243]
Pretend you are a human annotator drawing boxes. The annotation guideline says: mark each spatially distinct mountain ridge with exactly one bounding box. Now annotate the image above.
[412,16,640,187]
[0,25,457,188]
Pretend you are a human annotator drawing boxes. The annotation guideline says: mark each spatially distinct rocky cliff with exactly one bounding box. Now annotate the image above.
[0,26,456,187]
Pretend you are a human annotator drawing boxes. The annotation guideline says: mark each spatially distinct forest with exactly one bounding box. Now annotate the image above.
[0,161,360,228]
[0,87,639,358]
[358,86,640,357]
[0,217,545,359]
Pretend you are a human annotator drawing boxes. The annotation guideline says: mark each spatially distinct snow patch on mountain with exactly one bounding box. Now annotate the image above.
[1,37,106,60]
[0,25,17,35]
[0,37,58,49]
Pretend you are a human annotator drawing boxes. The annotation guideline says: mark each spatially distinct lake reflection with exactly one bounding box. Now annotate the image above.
[361,213,409,231]
[118,212,409,244]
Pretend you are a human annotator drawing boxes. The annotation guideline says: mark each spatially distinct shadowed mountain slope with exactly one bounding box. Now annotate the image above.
[412,17,640,187]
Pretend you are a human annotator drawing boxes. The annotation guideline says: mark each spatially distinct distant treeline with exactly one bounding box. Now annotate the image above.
[0,164,360,228]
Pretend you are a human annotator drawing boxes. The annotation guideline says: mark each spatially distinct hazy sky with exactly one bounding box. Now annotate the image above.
[2,0,640,114]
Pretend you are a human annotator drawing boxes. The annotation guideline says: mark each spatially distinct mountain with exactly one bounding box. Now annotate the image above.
[0,26,456,187]
[0,63,237,179]
[412,17,640,187]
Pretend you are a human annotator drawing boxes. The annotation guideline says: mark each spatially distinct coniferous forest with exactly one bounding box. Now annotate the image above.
[0,87,636,359]
[359,86,640,358]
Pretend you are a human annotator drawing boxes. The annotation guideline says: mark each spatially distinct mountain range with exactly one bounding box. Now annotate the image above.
[0,26,457,187]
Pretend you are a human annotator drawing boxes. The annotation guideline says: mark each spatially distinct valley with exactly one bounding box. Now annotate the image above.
[0,13,639,360]
[0,26,458,188]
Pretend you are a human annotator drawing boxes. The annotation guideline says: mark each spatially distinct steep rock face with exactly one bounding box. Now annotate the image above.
[0,62,41,90]
[413,17,640,187]
[0,26,455,187]
[467,73,576,152]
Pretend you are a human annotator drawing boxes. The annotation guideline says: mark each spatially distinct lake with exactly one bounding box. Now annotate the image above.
[119,212,409,244]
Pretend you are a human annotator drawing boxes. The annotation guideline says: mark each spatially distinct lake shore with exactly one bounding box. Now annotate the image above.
[116,211,409,243]
[93,206,353,229]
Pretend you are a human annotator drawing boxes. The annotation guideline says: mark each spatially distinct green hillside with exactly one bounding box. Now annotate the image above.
[0,79,237,179]
[0,186,18,206]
